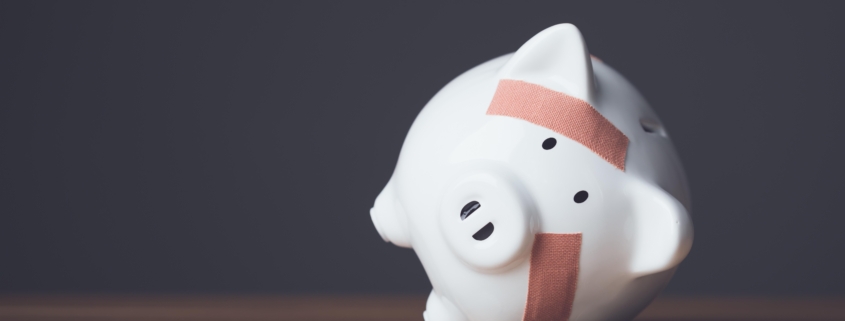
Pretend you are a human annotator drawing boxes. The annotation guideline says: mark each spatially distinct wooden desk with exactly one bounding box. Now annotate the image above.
[0,295,843,320]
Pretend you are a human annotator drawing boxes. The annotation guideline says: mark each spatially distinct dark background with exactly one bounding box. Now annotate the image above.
[1,1,843,296]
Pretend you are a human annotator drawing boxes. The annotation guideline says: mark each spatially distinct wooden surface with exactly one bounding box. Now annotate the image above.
[0,295,843,320]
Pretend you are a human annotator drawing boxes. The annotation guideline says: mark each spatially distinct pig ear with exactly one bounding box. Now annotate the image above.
[498,23,597,104]
[627,180,694,276]
[370,177,411,248]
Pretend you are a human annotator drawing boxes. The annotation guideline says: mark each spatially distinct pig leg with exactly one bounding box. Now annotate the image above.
[423,290,469,321]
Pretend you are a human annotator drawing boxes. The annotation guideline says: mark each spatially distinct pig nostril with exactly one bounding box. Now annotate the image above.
[461,201,481,221]
[472,223,494,241]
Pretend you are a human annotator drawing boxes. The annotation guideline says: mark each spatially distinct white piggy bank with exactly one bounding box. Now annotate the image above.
[370,23,693,321]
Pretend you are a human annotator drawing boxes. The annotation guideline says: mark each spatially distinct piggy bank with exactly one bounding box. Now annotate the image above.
[370,23,693,321]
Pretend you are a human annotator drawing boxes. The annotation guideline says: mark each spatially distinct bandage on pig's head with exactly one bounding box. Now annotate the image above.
[487,79,629,171]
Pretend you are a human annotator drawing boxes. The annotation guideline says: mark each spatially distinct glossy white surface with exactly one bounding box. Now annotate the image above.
[370,23,693,321]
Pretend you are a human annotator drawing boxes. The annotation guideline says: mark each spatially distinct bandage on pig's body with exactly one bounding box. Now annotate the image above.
[524,233,582,321]
[487,79,629,171]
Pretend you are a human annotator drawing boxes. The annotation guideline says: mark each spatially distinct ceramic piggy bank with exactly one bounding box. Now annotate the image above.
[370,23,693,321]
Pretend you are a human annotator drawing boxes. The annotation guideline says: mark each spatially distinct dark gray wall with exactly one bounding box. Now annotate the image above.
[1,1,843,295]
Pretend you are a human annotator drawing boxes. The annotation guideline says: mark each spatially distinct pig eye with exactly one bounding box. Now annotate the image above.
[573,191,589,203]
[542,137,557,150]
[460,201,481,220]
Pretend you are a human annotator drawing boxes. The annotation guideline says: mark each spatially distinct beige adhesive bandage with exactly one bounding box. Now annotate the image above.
[487,79,628,171]
[523,233,582,321]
